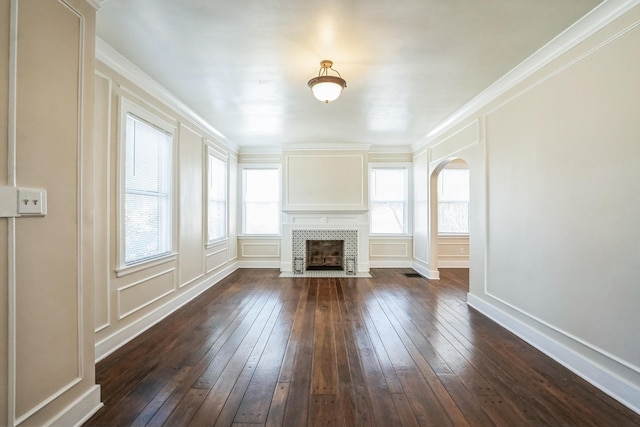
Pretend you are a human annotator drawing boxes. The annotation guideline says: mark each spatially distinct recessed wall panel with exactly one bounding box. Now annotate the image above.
[118,269,176,319]
[14,0,82,417]
[284,153,367,210]
[178,125,204,287]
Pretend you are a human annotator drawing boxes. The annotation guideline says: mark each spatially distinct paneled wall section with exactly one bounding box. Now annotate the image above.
[93,57,239,361]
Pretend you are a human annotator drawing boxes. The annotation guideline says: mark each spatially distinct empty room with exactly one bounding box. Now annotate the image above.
[1,0,639,425]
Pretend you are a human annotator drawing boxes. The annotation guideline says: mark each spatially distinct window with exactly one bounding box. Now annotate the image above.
[122,111,173,266]
[438,168,469,234]
[370,167,409,234]
[207,151,227,242]
[242,168,280,235]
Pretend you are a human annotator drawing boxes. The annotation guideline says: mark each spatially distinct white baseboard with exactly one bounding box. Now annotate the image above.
[237,260,281,268]
[412,259,440,279]
[467,293,640,415]
[95,262,238,362]
[48,385,102,427]
[437,259,470,268]
[369,260,413,268]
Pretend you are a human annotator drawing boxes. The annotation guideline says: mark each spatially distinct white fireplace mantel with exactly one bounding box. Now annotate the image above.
[280,211,370,273]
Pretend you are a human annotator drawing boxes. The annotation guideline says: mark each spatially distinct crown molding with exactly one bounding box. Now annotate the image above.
[368,145,412,154]
[95,37,239,154]
[238,146,284,155]
[282,142,372,152]
[86,0,105,10]
[411,0,640,153]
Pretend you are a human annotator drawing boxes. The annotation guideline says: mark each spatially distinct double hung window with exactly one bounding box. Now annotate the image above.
[242,168,280,235]
[437,168,470,234]
[121,108,173,266]
[207,151,228,242]
[370,167,409,234]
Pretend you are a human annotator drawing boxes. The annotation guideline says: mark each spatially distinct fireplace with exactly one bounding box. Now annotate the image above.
[287,229,363,276]
[306,240,343,270]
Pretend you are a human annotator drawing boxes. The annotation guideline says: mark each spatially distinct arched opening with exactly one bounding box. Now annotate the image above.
[429,158,470,288]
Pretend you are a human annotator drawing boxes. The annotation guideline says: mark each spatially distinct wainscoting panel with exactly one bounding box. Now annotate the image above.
[241,242,280,258]
[117,269,176,319]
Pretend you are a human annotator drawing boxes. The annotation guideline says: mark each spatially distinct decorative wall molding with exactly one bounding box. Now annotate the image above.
[411,0,640,153]
[370,241,409,258]
[241,242,281,258]
[283,153,367,211]
[117,268,176,320]
[96,262,238,361]
[206,247,229,273]
[95,37,238,153]
[93,71,113,334]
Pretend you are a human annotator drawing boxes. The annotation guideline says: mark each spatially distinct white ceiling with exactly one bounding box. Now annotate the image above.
[96,0,603,150]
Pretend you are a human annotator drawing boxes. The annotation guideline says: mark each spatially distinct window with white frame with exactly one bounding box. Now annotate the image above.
[122,109,173,266]
[207,150,227,242]
[370,167,409,234]
[242,167,280,235]
[438,167,470,234]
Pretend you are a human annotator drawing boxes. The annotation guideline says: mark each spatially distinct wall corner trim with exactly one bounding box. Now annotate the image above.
[467,294,640,415]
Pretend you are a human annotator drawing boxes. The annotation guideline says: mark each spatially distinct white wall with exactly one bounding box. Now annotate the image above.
[237,148,416,270]
[413,3,640,412]
[93,46,239,362]
[283,148,368,212]
[1,1,101,425]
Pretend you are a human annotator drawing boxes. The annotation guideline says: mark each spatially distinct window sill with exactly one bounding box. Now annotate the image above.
[237,234,282,239]
[369,234,413,239]
[116,253,177,278]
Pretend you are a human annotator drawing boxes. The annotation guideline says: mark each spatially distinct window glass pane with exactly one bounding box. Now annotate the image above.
[438,168,469,234]
[371,168,405,201]
[369,167,408,234]
[243,169,280,234]
[246,169,279,202]
[245,202,280,234]
[438,169,469,201]
[438,202,469,234]
[371,202,405,234]
[208,154,227,242]
[124,114,172,264]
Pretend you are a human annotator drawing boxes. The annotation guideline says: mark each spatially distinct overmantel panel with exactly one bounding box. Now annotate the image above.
[283,151,368,211]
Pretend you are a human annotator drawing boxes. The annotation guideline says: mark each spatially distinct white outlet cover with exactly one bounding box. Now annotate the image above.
[17,188,47,215]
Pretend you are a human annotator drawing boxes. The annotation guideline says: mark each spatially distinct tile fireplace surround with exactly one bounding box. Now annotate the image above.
[280,212,370,277]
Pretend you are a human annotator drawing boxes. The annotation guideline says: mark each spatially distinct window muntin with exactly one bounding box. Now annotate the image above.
[207,152,227,242]
[123,113,173,265]
[242,168,280,235]
[370,167,408,234]
[438,168,470,234]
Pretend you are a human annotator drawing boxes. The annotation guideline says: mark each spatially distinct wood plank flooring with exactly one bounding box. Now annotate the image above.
[85,268,640,426]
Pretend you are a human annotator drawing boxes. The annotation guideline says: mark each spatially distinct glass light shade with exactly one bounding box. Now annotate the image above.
[308,76,346,103]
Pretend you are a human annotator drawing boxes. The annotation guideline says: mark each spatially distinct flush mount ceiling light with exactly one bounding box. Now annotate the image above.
[307,60,347,103]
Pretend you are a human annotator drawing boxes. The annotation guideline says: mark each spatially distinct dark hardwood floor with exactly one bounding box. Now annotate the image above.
[85,268,640,426]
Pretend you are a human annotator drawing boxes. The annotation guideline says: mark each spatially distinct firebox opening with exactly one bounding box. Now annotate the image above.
[306,240,344,271]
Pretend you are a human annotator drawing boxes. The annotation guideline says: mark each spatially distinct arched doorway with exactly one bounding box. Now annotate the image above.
[429,158,470,288]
